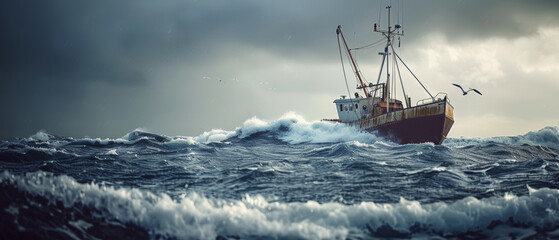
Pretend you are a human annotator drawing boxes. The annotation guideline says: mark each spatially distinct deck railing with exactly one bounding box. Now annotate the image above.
[416,92,448,106]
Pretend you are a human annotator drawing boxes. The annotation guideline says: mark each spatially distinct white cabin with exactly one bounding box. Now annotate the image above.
[333,96,381,122]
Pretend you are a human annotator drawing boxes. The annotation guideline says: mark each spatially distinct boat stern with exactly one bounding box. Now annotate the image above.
[441,99,455,143]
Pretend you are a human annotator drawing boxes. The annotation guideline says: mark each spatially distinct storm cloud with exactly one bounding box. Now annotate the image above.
[1,0,558,139]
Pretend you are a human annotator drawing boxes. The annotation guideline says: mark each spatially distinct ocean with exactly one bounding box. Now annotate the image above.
[1,112,559,239]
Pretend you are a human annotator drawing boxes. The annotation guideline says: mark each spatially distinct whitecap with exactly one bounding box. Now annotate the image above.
[3,171,559,239]
[432,166,447,172]
[28,130,52,142]
[106,149,118,156]
[182,112,385,145]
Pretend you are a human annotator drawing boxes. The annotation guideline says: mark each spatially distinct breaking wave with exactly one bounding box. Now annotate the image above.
[2,171,559,239]
[190,112,382,144]
[15,113,559,151]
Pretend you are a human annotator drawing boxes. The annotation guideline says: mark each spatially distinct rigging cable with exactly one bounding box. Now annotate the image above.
[392,47,434,99]
[390,45,398,99]
[337,32,361,119]
[344,48,364,89]
[337,33,352,101]
[402,0,404,32]
[397,0,400,25]
[351,37,386,51]
[348,50,370,86]
[378,0,382,28]
[392,45,408,107]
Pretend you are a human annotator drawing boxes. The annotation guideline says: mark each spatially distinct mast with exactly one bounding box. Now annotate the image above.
[386,5,391,112]
[336,26,368,97]
[374,4,403,113]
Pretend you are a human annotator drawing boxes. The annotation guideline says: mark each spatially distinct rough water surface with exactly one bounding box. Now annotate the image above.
[1,113,559,239]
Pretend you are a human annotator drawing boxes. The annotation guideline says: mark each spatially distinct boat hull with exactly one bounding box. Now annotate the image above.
[343,99,454,145]
[369,110,454,145]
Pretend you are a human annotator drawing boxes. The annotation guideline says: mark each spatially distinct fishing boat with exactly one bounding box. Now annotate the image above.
[324,5,454,145]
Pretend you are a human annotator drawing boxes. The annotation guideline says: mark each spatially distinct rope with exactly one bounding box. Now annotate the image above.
[378,0,382,27]
[349,51,369,87]
[392,47,434,99]
[337,34,352,100]
[344,46,361,90]
[397,0,400,25]
[351,37,385,51]
[402,0,404,30]
[392,45,408,107]
[392,48,396,99]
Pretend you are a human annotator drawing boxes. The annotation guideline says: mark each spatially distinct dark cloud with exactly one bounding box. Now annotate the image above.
[3,0,557,83]
[403,0,559,43]
[1,1,140,85]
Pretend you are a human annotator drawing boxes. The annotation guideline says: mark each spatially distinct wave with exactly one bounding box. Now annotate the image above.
[2,171,559,239]
[13,113,559,149]
[523,126,559,149]
[189,112,383,145]
[445,126,559,150]
[132,112,383,145]
[14,113,379,147]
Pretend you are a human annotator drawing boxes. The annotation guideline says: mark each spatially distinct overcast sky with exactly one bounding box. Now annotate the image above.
[1,0,558,139]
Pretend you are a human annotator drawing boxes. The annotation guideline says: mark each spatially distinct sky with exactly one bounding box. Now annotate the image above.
[1,0,558,140]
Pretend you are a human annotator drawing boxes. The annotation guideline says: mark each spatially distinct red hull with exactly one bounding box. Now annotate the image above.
[367,113,454,145]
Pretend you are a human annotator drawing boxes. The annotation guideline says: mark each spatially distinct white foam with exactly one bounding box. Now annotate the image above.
[166,137,199,146]
[73,136,140,146]
[3,171,559,239]
[24,130,72,147]
[190,129,237,143]
[28,130,52,141]
[238,116,271,138]
[176,112,383,145]
[432,166,447,172]
[106,149,118,156]
[121,128,149,140]
[278,113,381,144]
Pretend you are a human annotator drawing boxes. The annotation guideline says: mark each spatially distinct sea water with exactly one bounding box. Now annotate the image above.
[1,112,559,239]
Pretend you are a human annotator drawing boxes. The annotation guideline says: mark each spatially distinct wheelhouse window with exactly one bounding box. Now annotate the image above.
[339,104,343,111]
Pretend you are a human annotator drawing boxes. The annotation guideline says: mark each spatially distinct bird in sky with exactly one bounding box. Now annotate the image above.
[452,83,482,96]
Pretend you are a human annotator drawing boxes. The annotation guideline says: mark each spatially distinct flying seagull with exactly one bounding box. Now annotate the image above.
[452,83,482,96]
